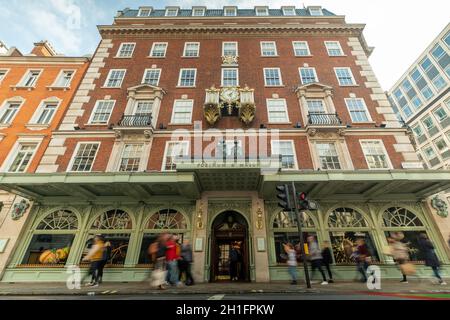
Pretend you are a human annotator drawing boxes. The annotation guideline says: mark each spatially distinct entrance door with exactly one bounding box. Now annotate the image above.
[210,211,249,282]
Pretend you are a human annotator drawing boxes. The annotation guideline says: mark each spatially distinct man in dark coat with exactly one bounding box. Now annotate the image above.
[321,241,334,283]
[418,233,446,285]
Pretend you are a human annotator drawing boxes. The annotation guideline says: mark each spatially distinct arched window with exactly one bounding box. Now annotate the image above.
[327,207,379,265]
[138,209,189,265]
[21,210,79,267]
[382,207,427,262]
[81,209,133,266]
[272,210,317,264]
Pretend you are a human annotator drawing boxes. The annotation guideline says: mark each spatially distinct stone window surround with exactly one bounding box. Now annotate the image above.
[308,137,354,171]
[13,69,43,89]
[0,96,26,128]
[0,68,10,84]
[0,136,44,173]
[295,83,336,126]
[106,137,152,173]
[124,84,165,128]
[27,96,62,128]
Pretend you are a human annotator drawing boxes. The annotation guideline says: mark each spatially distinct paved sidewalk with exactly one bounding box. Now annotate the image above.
[0,279,449,296]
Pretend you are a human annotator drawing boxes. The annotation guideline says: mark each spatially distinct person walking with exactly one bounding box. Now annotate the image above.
[283,243,298,285]
[165,235,182,287]
[179,239,194,286]
[82,235,105,287]
[229,245,239,281]
[355,238,370,283]
[307,236,328,285]
[97,241,111,284]
[418,233,447,285]
[321,241,334,283]
[149,233,170,290]
[387,234,411,283]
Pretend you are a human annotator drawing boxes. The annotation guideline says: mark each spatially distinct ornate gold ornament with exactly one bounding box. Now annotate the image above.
[204,103,221,126]
[239,103,256,125]
[196,207,204,229]
[222,55,239,65]
[256,207,264,230]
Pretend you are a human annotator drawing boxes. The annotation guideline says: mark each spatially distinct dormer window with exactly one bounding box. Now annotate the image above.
[224,7,237,16]
[282,7,296,16]
[165,7,179,17]
[308,7,323,16]
[192,7,205,16]
[137,7,152,17]
[255,7,269,16]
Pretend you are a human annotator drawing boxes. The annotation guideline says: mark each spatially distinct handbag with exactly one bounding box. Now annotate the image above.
[151,268,167,287]
[400,263,416,275]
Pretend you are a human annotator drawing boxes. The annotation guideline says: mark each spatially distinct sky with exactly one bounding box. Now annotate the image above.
[0,0,449,91]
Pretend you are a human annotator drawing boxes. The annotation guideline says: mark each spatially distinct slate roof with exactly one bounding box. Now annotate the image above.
[119,8,336,18]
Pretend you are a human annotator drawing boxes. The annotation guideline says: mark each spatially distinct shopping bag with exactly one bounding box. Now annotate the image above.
[400,263,416,275]
[151,269,167,287]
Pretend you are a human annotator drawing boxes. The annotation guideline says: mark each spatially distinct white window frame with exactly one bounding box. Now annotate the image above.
[118,143,144,172]
[334,67,357,86]
[345,97,373,123]
[222,42,238,56]
[165,7,179,17]
[88,100,116,124]
[299,67,319,84]
[17,69,42,88]
[51,69,76,88]
[149,42,168,58]
[433,137,449,154]
[360,139,393,170]
[0,69,9,84]
[260,41,278,57]
[67,142,101,173]
[141,68,161,86]
[30,98,61,125]
[103,69,126,88]
[282,7,296,16]
[292,41,311,56]
[255,7,269,16]
[182,42,200,58]
[433,106,448,123]
[325,41,344,56]
[263,68,283,87]
[1,139,42,173]
[0,99,24,125]
[308,7,323,16]
[133,100,154,115]
[223,7,237,16]
[271,140,298,170]
[192,7,205,17]
[177,68,197,87]
[137,7,152,17]
[162,141,190,171]
[221,68,239,87]
[315,142,342,170]
[267,99,289,123]
[116,42,136,58]
[170,99,194,124]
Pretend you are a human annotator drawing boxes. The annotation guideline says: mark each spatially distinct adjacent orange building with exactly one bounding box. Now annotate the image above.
[0,41,89,173]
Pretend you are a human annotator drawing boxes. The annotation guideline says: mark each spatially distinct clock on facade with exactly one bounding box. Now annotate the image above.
[220,87,239,103]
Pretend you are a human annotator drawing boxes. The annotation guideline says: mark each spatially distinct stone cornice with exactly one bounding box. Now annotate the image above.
[0,56,90,64]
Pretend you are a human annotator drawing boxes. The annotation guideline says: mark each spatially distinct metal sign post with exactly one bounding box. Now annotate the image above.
[290,182,312,289]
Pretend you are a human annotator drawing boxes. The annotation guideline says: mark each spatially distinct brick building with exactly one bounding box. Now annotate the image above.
[0,6,449,283]
[0,41,89,278]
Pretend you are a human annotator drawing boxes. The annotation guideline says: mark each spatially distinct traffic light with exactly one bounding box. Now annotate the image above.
[297,192,318,211]
[276,184,293,211]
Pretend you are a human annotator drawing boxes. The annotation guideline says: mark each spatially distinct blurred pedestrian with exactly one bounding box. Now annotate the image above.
[230,245,240,281]
[149,233,169,289]
[321,241,334,283]
[166,234,182,287]
[179,239,194,286]
[82,235,105,287]
[283,243,298,285]
[307,236,328,285]
[387,233,412,283]
[355,238,371,283]
[97,241,111,284]
[418,233,447,285]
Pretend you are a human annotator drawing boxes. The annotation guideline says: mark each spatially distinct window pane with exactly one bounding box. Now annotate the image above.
[326,42,343,56]
[0,103,20,124]
[92,101,114,124]
[336,68,355,85]
[118,43,135,57]
[223,42,237,56]
[172,100,193,123]
[329,232,380,264]
[179,69,196,86]
[21,234,75,265]
[346,98,369,122]
[264,68,281,86]
[316,143,341,169]
[81,234,130,265]
[267,100,288,122]
[222,69,238,86]
[70,143,99,172]
[8,143,37,173]
[300,68,317,84]
[361,141,389,169]
[261,42,276,56]
[36,103,57,124]
[293,42,309,56]
[143,69,160,86]
[151,43,167,57]
[184,43,199,57]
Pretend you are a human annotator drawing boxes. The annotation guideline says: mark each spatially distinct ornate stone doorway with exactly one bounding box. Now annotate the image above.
[210,211,250,282]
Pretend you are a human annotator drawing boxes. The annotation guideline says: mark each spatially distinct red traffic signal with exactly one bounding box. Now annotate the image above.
[299,192,307,200]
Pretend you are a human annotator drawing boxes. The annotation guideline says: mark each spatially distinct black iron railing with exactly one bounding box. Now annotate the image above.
[307,113,342,125]
[117,114,152,127]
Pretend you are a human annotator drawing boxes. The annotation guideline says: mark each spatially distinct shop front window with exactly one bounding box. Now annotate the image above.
[272,210,317,264]
[138,209,188,265]
[21,210,78,266]
[81,209,132,266]
[382,207,428,263]
[327,208,379,264]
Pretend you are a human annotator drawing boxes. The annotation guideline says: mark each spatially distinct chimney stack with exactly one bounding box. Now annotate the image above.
[31,41,57,57]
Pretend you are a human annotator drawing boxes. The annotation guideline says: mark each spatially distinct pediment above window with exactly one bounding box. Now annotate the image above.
[295,82,333,99]
[127,84,166,100]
